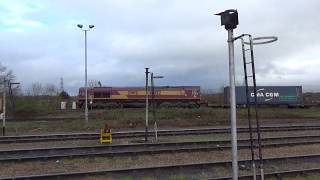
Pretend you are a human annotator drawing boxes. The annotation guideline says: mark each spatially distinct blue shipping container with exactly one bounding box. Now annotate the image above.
[224,86,303,105]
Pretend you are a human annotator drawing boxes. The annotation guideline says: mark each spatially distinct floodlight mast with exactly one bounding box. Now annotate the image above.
[216,9,239,180]
[77,24,95,124]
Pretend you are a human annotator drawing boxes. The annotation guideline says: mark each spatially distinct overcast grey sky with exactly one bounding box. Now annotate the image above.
[0,0,319,95]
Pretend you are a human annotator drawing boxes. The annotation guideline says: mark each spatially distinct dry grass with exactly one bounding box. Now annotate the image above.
[5,107,320,135]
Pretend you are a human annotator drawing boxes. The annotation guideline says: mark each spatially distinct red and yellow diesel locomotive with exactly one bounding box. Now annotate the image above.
[78,86,201,108]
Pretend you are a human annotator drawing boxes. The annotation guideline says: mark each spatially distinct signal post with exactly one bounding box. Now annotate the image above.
[216,9,239,180]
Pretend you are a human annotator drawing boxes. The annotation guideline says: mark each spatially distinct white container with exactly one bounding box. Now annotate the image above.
[72,101,77,110]
[61,101,67,110]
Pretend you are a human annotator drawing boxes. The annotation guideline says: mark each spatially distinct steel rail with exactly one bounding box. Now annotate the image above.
[1,125,320,144]
[208,168,320,180]
[1,154,320,179]
[1,134,320,162]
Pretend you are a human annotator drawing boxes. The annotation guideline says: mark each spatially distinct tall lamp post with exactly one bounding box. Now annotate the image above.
[77,24,94,124]
[151,73,164,142]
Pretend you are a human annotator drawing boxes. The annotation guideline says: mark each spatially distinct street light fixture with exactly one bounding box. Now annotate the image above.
[151,73,164,142]
[77,24,95,124]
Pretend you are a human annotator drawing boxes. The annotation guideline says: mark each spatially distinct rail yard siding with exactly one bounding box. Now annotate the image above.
[224,86,303,105]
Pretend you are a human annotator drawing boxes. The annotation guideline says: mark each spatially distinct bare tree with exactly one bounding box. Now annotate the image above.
[11,85,22,96]
[26,83,59,96]
[0,63,20,113]
[0,63,6,80]
[44,84,58,96]
[0,63,16,86]
[31,82,43,96]
[6,70,15,82]
[0,63,18,97]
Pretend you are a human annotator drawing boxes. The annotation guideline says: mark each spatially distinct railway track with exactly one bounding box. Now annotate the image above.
[1,134,320,162]
[1,125,320,144]
[209,168,320,180]
[1,153,320,179]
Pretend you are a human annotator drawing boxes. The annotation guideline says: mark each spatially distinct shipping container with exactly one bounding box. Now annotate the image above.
[224,86,303,105]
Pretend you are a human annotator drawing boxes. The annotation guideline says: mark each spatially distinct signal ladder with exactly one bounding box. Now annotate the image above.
[234,34,264,180]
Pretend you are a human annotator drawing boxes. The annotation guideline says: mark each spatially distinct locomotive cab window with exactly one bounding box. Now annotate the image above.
[94,92,110,98]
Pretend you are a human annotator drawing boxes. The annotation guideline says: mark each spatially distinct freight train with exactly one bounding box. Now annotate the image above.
[78,86,201,108]
[77,85,305,109]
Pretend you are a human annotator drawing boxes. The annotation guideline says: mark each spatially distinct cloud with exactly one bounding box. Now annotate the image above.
[0,1,45,31]
[0,0,320,95]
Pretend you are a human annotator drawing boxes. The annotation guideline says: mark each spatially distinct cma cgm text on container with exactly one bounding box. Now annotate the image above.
[224,86,303,105]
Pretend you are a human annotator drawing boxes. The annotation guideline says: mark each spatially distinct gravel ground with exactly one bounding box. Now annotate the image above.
[280,173,320,180]
[71,159,320,180]
[1,144,320,178]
